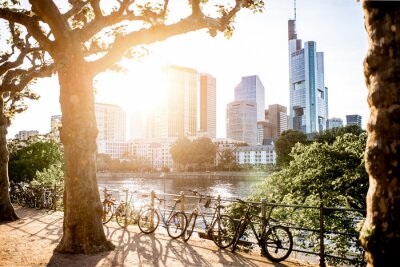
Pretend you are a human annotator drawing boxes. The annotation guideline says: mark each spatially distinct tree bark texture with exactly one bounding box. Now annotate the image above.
[0,96,18,221]
[360,1,400,266]
[54,47,114,253]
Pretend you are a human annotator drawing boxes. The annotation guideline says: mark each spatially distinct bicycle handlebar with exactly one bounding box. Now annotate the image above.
[188,189,198,195]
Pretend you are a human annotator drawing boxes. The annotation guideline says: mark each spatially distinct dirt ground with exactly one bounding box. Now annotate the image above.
[0,207,318,267]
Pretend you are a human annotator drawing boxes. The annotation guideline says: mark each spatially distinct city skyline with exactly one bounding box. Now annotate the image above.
[7,0,368,139]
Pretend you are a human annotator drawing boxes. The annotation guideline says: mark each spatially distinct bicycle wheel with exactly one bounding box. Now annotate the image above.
[35,195,43,209]
[211,215,236,249]
[45,194,53,210]
[115,203,132,228]
[138,207,160,234]
[102,202,114,224]
[166,211,187,239]
[183,213,197,242]
[19,195,27,207]
[262,226,293,262]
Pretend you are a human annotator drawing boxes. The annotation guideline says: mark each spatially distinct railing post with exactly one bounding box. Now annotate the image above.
[124,189,129,227]
[180,191,185,212]
[217,194,221,214]
[180,191,185,228]
[53,184,57,212]
[261,198,267,220]
[150,190,155,209]
[150,190,155,229]
[319,203,326,267]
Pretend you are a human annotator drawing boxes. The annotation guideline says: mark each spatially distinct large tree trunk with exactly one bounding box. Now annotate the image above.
[54,55,114,253]
[360,1,400,266]
[0,96,18,221]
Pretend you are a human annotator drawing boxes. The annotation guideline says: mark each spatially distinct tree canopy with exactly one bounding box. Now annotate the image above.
[253,133,368,209]
[275,129,308,167]
[8,136,64,183]
[314,125,365,144]
[171,136,216,171]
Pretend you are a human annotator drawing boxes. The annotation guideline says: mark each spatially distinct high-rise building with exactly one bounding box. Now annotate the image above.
[234,75,265,122]
[150,65,198,138]
[226,101,257,145]
[95,103,126,142]
[288,17,328,133]
[327,118,343,129]
[199,73,216,138]
[130,111,149,140]
[346,114,362,128]
[265,104,288,138]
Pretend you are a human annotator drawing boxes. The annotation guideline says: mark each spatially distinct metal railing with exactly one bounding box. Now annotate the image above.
[100,187,366,266]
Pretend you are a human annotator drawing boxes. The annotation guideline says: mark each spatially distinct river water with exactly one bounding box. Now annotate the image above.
[97,176,262,201]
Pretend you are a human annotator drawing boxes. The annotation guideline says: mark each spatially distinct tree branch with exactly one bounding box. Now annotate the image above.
[29,0,70,43]
[77,11,148,42]
[0,8,54,54]
[63,0,90,19]
[89,14,228,73]
[90,0,102,18]
[0,64,54,94]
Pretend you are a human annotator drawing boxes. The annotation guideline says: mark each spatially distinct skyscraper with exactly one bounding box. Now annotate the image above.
[226,101,257,145]
[288,17,328,133]
[265,104,289,138]
[199,73,216,138]
[234,75,265,122]
[346,114,362,128]
[150,65,198,138]
[95,103,126,142]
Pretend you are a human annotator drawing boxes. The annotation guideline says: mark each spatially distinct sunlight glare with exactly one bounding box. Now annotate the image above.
[95,61,166,116]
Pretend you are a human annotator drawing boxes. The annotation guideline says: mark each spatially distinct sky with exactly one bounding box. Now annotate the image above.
[6,0,369,139]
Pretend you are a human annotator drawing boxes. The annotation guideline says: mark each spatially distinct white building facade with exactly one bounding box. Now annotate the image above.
[235,145,276,165]
[128,138,176,170]
[95,103,127,159]
[14,130,39,140]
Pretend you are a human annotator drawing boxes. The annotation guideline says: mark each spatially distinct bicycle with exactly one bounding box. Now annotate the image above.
[182,190,236,249]
[35,185,53,210]
[137,193,187,239]
[101,187,118,224]
[114,189,144,228]
[231,198,293,262]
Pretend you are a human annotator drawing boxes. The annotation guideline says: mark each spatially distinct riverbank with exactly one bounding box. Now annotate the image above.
[97,171,269,181]
[0,206,317,267]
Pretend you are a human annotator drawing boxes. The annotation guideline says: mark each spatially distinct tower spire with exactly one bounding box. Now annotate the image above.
[294,0,297,21]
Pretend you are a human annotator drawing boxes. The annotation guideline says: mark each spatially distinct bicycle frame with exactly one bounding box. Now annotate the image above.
[233,201,274,249]
[189,195,220,233]
[156,197,180,227]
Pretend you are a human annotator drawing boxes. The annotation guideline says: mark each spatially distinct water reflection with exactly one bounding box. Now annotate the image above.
[98,177,259,200]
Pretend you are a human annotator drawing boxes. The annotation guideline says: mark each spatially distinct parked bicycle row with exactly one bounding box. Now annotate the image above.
[9,182,63,211]
[101,187,293,262]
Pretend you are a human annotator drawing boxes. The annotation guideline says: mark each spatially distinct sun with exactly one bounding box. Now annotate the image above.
[94,60,166,116]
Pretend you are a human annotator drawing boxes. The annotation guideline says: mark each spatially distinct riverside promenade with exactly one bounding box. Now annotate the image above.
[0,207,317,267]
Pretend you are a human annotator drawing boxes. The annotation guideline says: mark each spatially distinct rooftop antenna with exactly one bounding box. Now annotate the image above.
[294,0,297,20]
